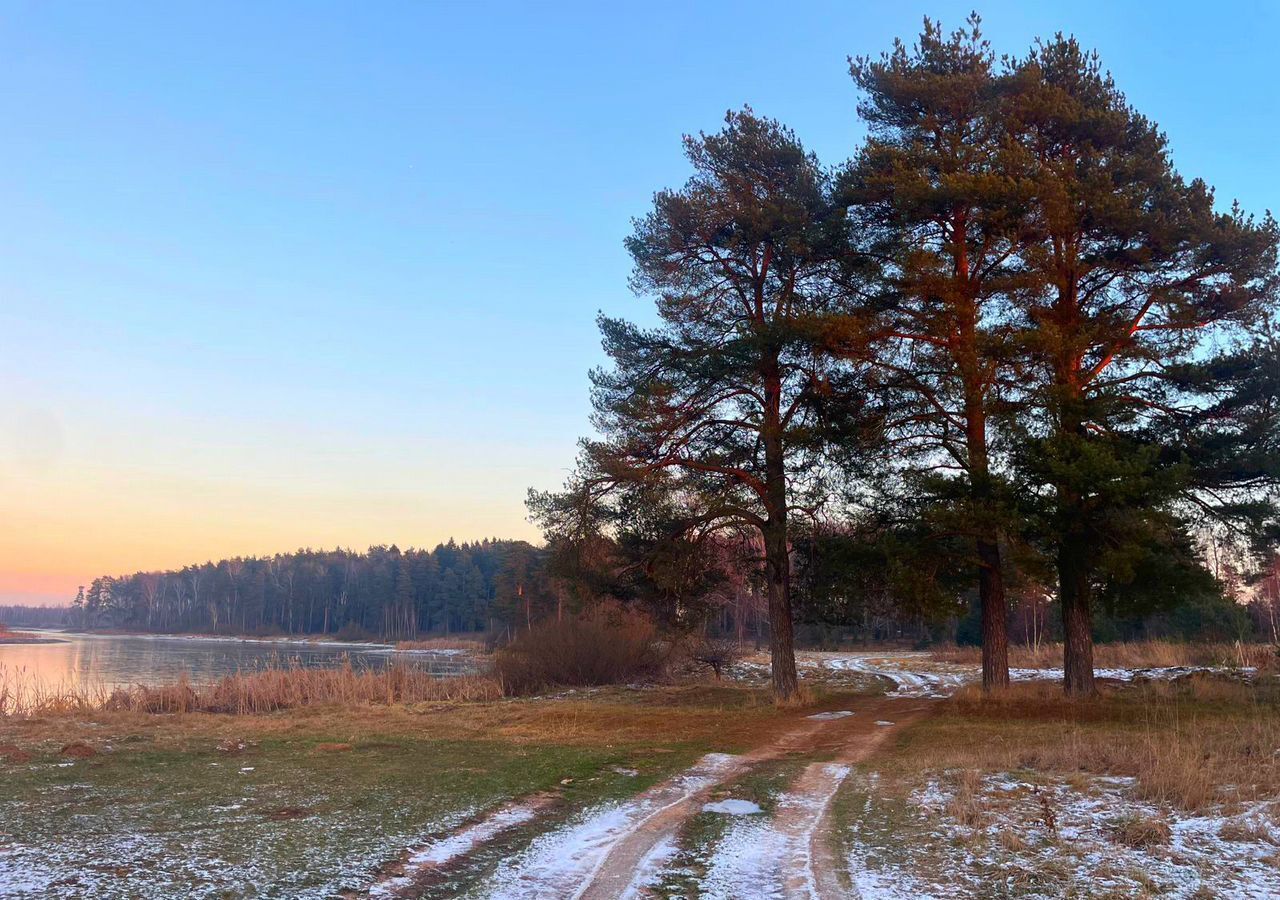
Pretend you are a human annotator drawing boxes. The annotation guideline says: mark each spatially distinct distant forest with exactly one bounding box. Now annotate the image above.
[0,604,69,629]
[65,541,553,640]
[19,533,1279,647]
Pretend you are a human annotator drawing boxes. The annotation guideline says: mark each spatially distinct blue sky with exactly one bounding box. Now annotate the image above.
[1,1,1276,602]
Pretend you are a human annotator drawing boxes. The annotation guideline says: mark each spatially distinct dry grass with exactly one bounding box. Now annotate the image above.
[0,662,501,718]
[946,768,988,829]
[0,682,812,767]
[1219,819,1279,845]
[772,682,816,709]
[395,636,487,653]
[1111,813,1172,848]
[891,678,1280,813]
[930,640,1279,671]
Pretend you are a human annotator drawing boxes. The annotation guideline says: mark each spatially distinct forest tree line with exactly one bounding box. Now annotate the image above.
[41,533,1280,647]
[66,541,551,639]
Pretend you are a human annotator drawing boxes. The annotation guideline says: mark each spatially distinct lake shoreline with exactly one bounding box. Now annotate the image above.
[33,628,479,654]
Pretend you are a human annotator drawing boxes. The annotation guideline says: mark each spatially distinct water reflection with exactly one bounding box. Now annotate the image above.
[0,631,470,694]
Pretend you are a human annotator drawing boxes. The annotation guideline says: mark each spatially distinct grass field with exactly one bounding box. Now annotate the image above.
[3,663,1279,897]
[830,678,1280,897]
[0,684,866,898]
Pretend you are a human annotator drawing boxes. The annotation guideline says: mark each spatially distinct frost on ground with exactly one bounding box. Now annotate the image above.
[369,800,546,898]
[0,793,467,899]
[703,798,763,815]
[637,762,852,900]
[730,650,1259,699]
[473,753,741,900]
[841,769,1280,899]
[0,740,630,900]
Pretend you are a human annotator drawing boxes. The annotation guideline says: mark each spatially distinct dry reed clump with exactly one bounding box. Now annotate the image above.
[494,603,665,695]
[930,640,1278,671]
[1219,819,1279,845]
[921,679,1280,813]
[946,768,988,829]
[395,636,487,653]
[772,682,816,709]
[0,662,502,718]
[1111,813,1172,848]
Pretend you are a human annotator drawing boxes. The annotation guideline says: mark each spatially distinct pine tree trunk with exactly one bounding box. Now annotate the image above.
[761,356,798,701]
[977,536,1010,689]
[1059,534,1096,697]
[764,521,798,701]
[964,386,1010,691]
[1056,364,1097,697]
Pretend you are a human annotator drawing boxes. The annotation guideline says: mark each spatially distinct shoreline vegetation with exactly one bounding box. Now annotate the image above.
[1,665,1276,896]
[0,626,67,645]
[0,662,503,718]
[8,626,486,653]
[1,635,1275,720]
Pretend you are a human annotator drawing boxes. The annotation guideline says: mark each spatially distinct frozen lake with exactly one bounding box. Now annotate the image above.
[0,630,473,693]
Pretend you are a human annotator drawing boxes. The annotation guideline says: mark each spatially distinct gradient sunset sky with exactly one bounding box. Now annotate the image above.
[3,1,1277,605]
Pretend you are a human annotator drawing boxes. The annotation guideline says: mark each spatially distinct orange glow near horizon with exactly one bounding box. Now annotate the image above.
[1,414,545,605]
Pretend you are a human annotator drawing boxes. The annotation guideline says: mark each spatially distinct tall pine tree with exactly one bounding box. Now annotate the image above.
[1004,36,1279,694]
[535,110,879,699]
[842,15,1032,689]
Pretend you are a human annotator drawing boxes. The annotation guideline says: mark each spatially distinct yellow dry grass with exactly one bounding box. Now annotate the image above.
[889,678,1280,812]
[929,640,1278,671]
[395,636,487,652]
[0,662,501,718]
[0,681,820,763]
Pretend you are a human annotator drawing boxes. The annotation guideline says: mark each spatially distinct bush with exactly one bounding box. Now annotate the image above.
[494,603,663,694]
[333,622,376,642]
[689,637,743,680]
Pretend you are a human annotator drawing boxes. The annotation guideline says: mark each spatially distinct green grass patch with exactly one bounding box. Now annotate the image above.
[0,733,701,898]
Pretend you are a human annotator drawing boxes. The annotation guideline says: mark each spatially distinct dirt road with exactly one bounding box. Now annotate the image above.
[370,696,931,899]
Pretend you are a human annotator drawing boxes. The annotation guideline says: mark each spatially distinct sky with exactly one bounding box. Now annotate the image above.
[1,1,1277,605]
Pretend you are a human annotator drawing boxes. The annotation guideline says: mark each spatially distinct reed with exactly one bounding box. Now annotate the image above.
[395,636,487,653]
[0,661,501,718]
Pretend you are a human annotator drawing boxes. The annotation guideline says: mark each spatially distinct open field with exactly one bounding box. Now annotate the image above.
[3,653,1279,898]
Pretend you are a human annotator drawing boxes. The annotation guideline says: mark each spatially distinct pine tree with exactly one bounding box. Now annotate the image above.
[843,15,1032,689]
[1004,36,1279,694]
[534,110,879,699]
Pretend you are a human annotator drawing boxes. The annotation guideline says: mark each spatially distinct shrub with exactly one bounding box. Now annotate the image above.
[494,603,663,694]
[688,637,743,680]
[333,622,376,642]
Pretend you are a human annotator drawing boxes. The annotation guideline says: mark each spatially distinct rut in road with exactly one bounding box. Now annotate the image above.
[774,706,931,900]
[503,697,929,900]
[693,701,931,900]
[364,697,930,899]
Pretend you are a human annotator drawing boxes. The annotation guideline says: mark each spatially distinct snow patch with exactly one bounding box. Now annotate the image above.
[703,799,763,816]
[369,801,540,897]
[481,753,742,900]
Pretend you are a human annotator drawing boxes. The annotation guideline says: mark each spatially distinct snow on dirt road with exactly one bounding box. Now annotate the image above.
[730,650,1259,698]
[387,697,932,900]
